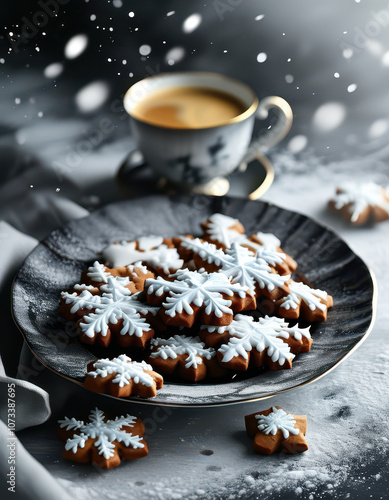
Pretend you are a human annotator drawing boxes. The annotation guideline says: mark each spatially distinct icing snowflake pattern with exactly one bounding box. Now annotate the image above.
[61,276,158,339]
[255,406,299,439]
[88,355,154,387]
[146,269,249,318]
[218,315,311,365]
[333,182,389,223]
[102,240,183,273]
[280,281,327,312]
[180,238,289,294]
[58,408,144,459]
[150,335,215,369]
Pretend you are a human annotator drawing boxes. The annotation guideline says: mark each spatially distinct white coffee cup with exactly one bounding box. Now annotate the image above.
[123,71,292,187]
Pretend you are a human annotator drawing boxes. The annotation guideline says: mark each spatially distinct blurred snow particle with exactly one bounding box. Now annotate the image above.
[368,119,388,138]
[183,13,202,33]
[334,72,340,78]
[139,44,151,56]
[128,11,135,17]
[382,51,389,66]
[165,46,185,66]
[90,14,96,21]
[38,111,43,118]
[0,58,4,64]
[255,14,264,21]
[288,135,308,153]
[342,48,353,59]
[347,83,357,93]
[44,62,64,79]
[166,11,175,17]
[75,81,110,113]
[15,98,21,105]
[285,74,294,83]
[113,0,122,7]
[313,102,346,132]
[122,59,127,65]
[256,52,267,63]
[65,34,88,59]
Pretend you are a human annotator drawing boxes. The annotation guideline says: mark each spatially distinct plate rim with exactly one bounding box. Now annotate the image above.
[11,194,377,407]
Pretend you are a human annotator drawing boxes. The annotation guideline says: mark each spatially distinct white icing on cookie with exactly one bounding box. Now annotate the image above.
[102,241,183,274]
[87,261,111,283]
[280,281,327,312]
[150,335,215,369]
[137,235,164,251]
[181,238,289,294]
[255,407,299,439]
[205,213,243,247]
[217,314,297,366]
[333,182,389,222]
[58,408,144,459]
[88,355,154,387]
[146,269,249,318]
[61,276,158,339]
[252,232,281,252]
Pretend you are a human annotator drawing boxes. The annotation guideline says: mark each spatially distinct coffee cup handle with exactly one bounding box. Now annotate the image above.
[238,96,293,171]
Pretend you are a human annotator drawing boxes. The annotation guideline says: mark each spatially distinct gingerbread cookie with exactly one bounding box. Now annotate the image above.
[148,334,226,381]
[201,213,297,274]
[84,355,163,398]
[58,407,148,469]
[145,269,256,328]
[179,238,291,300]
[60,275,159,348]
[275,280,333,322]
[329,182,389,225]
[245,406,308,455]
[82,261,154,292]
[216,314,312,371]
[102,236,183,276]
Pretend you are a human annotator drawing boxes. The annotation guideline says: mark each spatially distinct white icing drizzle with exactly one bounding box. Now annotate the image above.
[58,408,144,459]
[137,235,164,251]
[200,324,228,334]
[126,261,149,277]
[73,284,98,291]
[333,182,389,222]
[86,261,111,283]
[255,406,299,439]
[102,241,183,274]
[280,281,327,312]
[181,238,290,293]
[88,354,154,388]
[61,276,158,339]
[150,335,215,369]
[145,269,248,318]
[217,314,295,365]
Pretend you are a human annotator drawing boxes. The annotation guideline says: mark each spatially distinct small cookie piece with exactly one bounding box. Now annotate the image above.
[84,355,163,398]
[245,406,308,455]
[145,269,256,328]
[102,236,183,276]
[329,182,389,225]
[245,232,297,274]
[58,407,148,469]
[179,238,291,300]
[61,276,159,348]
[216,315,312,371]
[275,280,333,322]
[148,334,226,381]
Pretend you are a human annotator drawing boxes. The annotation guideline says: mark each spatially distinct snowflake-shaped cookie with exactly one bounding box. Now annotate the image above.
[84,261,154,292]
[276,280,333,322]
[58,407,148,469]
[61,275,159,348]
[201,214,296,274]
[102,236,183,275]
[245,406,308,455]
[148,335,225,381]
[180,238,290,300]
[216,314,312,371]
[145,269,255,328]
[329,182,389,225]
[84,355,163,398]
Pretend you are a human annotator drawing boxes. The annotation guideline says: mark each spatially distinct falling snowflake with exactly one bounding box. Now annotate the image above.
[150,335,215,369]
[180,238,289,295]
[145,269,249,320]
[217,314,311,366]
[58,408,144,459]
[61,276,158,340]
[256,406,299,439]
[88,355,154,387]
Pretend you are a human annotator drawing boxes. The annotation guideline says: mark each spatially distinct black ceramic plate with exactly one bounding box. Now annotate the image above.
[12,195,376,407]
